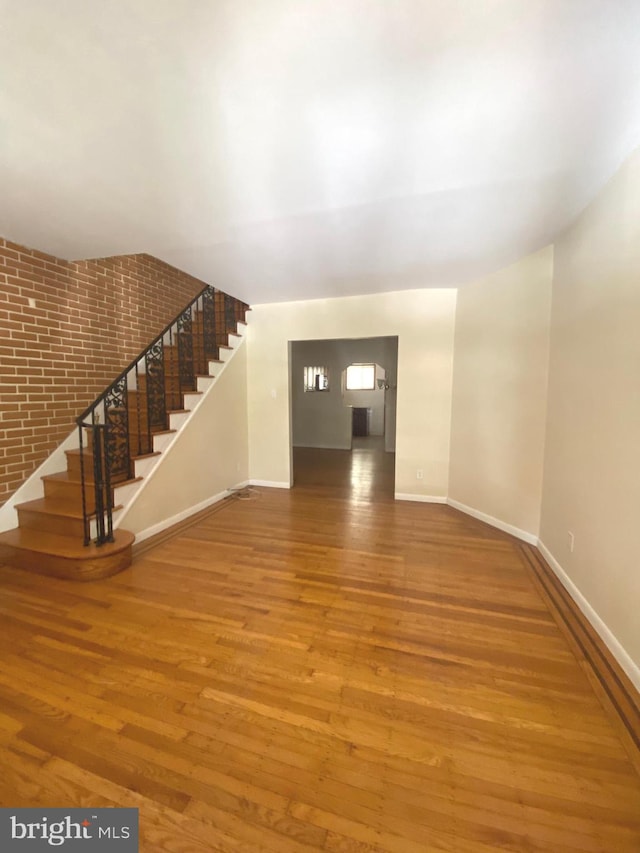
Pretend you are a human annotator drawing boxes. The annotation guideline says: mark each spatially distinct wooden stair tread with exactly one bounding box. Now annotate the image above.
[42,471,93,485]
[65,448,92,459]
[42,471,144,488]
[16,497,124,519]
[111,476,143,488]
[0,527,134,560]
[17,497,88,519]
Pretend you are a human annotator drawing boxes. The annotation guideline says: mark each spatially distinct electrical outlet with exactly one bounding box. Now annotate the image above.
[28,297,36,308]
[416,469,423,480]
[568,531,575,553]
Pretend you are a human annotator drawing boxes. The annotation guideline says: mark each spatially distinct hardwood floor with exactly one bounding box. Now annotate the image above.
[293,436,395,500]
[1,447,639,851]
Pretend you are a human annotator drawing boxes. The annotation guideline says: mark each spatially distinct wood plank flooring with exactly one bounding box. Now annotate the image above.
[1,444,639,851]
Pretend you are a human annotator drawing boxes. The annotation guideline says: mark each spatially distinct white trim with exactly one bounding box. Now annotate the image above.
[249,480,292,489]
[537,540,640,693]
[0,428,79,533]
[446,498,538,545]
[134,483,249,544]
[228,480,250,491]
[394,493,447,503]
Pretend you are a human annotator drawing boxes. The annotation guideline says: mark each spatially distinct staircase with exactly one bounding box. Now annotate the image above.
[0,286,249,580]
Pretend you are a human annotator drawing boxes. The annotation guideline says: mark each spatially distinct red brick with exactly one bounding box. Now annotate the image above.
[0,236,221,505]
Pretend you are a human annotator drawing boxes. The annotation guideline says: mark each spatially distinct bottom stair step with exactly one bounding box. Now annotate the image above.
[0,528,135,581]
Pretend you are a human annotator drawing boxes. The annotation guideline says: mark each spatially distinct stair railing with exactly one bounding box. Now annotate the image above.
[76,286,249,546]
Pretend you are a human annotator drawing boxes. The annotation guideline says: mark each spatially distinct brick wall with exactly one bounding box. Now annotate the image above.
[0,237,212,506]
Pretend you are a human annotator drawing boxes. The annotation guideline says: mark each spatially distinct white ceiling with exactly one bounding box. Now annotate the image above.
[2,1,640,304]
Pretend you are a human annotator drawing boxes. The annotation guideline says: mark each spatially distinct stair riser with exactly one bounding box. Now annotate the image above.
[0,541,133,581]
[17,509,86,538]
[183,391,202,413]
[197,376,216,392]
[138,365,208,396]
[127,394,149,409]
[133,455,161,479]
[128,434,155,457]
[67,462,118,484]
[152,432,175,453]
[168,411,190,430]
[84,417,164,445]
[87,407,170,441]
[42,480,102,514]
[67,451,132,485]
[66,455,109,480]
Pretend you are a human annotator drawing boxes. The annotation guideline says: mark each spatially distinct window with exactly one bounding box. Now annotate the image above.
[304,365,329,392]
[345,363,375,390]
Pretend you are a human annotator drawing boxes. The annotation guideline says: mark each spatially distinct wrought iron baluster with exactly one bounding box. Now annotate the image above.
[104,375,131,481]
[145,338,166,438]
[134,362,142,456]
[202,286,217,361]
[177,304,194,397]
[78,423,90,546]
[198,294,206,375]
[102,421,114,543]
[214,290,226,348]
[93,425,106,544]
[224,293,236,334]
[167,325,175,410]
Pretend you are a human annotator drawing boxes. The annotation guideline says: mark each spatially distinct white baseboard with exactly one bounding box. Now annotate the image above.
[249,479,291,489]
[228,480,250,492]
[134,480,290,544]
[134,486,240,544]
[537,540,640,693]
[446,498,538,545]
[394,493,447,503]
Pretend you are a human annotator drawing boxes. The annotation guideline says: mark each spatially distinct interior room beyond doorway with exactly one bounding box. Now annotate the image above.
[290,336,398,499]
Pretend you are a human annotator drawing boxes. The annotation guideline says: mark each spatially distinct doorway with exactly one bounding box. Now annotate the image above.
[289,336,398,499]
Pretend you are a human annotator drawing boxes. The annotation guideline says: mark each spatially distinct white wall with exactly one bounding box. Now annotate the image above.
[119,342,249,536]
[244,145,640,684]
[291,339,352,449]
[291,339,397,449]
[540,146,640,681]
[449,247,553,538]
[247,289,457,497]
